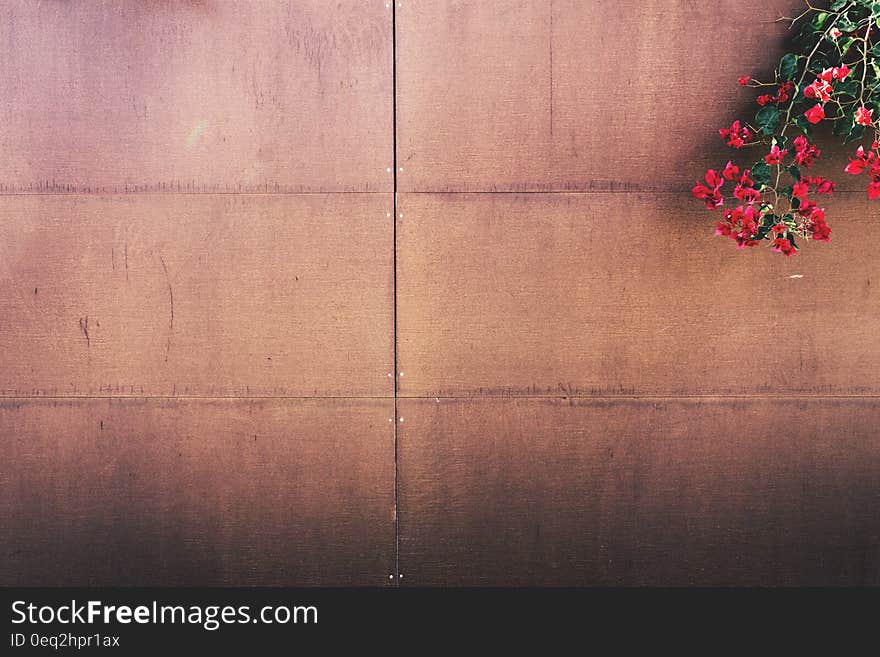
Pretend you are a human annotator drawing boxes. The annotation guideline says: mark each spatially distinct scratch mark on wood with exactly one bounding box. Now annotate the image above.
[78,316,90,350]
[159,255,174,363]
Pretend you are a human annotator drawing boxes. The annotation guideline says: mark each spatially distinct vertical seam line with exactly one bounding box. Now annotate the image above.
[391,0,400,586]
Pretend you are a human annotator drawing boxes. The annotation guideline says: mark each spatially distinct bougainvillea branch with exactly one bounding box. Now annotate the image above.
[694,0,880,255]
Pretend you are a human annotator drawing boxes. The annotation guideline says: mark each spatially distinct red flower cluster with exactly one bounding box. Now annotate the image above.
[692,30,880,257]
[844,144,880,198]
[716,205,761,249]
[764,145,787,165]
[693,162,758,211]
[804,79,832,103]
[756,81,794,106]
[771,221,797,256]
[793,136,820,167]
[719,120,752,148]
[801,175,835,195]
[797,200,832,244]
[694,121,834,255]
[802,67,850,125]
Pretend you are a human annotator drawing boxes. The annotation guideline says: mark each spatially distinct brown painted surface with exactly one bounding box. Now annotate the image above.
[0,194,394,397]
[0,398,395,586]
[395,0,873,193]
[398,398,880,585]
[0,0,393,192]
[392,1,880,585]
[3,0,880,587]
[396,0,801,192]
[397,193,880,397]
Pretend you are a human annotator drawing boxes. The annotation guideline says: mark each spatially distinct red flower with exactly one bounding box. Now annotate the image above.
[704,169,723,188]
[812,223,831,241]
[830,28,842,39]
[818,68,834,83]
[804,79,832,102]
[772,223,788,235]
[692,169,725,209]
[734,183,760,203]
[778,82,794,100]
[845,159,867,174]
[772,237,797,256]
[722,161,740,180]
[738,76,750,86]
[756,94,775,106]
[716,205,761,248]
[855,106,874,126]
[816,179,835,194]
[719,120,752,148]
[868,181,880,200]
[811,216,832,242]
[792,181,809,198]
[803,176,835,194]
[844,145,875,174]
[764,145,788,165]
[793,136,821,167]
[804,104,825,124]
[797,200,818,217]
[833,65,851,80]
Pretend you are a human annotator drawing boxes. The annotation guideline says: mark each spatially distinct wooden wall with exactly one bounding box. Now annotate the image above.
[1,0,877,586]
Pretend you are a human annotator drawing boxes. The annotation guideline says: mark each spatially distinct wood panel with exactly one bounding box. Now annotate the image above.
[0,398,395,586]
[0,194,394,397]
[398,397,880,586]
[396,193,880,397]
[0,0,392,192]
[395,0,838,192]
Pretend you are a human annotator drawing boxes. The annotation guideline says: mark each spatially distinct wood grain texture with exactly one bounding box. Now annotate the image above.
[397,193,880,397]
[396,0,834,192]
[0,194,394,397]
[0,0,392,192]
[398,397,880,586]
[0,398,395,586]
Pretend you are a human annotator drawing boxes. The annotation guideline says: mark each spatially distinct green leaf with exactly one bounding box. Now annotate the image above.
[810,12,830,31]
[751,161,771,187]
[793,114,812,134]
[787,164,802,181]
[830,0,848,9]
[833,120,850,137]
[846,124,866,143]
[778,53,798,81]
[836,79,860,98]
[836,15,857,32]
[755,105,780,136]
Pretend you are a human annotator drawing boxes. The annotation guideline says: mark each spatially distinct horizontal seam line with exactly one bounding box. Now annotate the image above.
[0,395,394,400]
[0,190,871,196]
[0,191,393,197]
[1,394,878,401]
[398,394,880,400]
